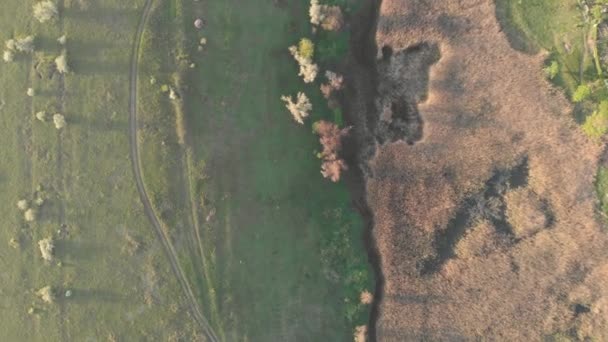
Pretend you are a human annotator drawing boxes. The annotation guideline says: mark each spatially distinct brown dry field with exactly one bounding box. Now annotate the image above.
[350,0,608,340]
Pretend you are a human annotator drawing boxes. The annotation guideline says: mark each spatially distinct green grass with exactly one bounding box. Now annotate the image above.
[0,0,205,340]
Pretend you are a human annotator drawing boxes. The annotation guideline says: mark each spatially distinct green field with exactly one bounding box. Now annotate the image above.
[0,0,206,340]
[137,0,373,340]
[1,0,372,340]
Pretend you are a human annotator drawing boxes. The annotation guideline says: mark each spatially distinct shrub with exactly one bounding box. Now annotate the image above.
[582,100,608,139]
[298,38,315,60]
[33,1,59,23]
[36,111,47,122]
[289,45,318,83]
[53,113,66,129]
[317,31,350,64]
[360,290,373,304]
[24,208,37,222]
[14,36,35,53]
[310,0,325,26]
[354,325,367,342]
[281,92,312,124]
[17,199,28,210]
[573,84,592,103]
[36,286,55,303]
[27,88,35,97]
[313,120,351,182]
[321,6,344,31]
[321,70,344,99]
[38,238,54,262]
[543,60,559,80]
[57,34,66,45]
[5,39,16,51]
[55,52,69,74]
[3,50,14,62]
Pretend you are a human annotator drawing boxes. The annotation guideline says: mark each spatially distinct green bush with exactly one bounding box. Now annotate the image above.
[582,100,608,139]
[543,60,559,80]
[298,38,315,60]
[573,84,592,103]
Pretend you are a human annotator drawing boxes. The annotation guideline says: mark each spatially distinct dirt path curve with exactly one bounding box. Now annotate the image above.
[129,1,219,341]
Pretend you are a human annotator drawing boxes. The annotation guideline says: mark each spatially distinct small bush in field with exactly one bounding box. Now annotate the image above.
[27,88,35,97]
[3,50,14,62]
[17,199,29,210]
[14,36,35,53]
[36,286,55,303]
[33,1,59,23]
[53,113,66,129]
[55,52,69,74]
[38,237,54,262]
[573,84,591,103]
[24,208,37,222]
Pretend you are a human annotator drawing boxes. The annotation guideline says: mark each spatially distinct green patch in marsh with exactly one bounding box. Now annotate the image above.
[495,0,591,96]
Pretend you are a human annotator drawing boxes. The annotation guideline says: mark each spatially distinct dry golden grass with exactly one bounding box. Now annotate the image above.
[349,0,608,340]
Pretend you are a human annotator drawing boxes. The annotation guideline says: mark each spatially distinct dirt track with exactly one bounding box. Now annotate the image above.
[347,0,608,340]
[128,1,219,340]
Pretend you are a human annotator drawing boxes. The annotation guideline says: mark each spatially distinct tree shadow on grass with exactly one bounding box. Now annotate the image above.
[54,240,105,261]
[494,2,540,55]
[66,114,128,133]
[62,7,139,25]
[61,288,126,304]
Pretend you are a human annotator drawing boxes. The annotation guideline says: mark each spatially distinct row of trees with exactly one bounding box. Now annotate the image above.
[281,0,350,182]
